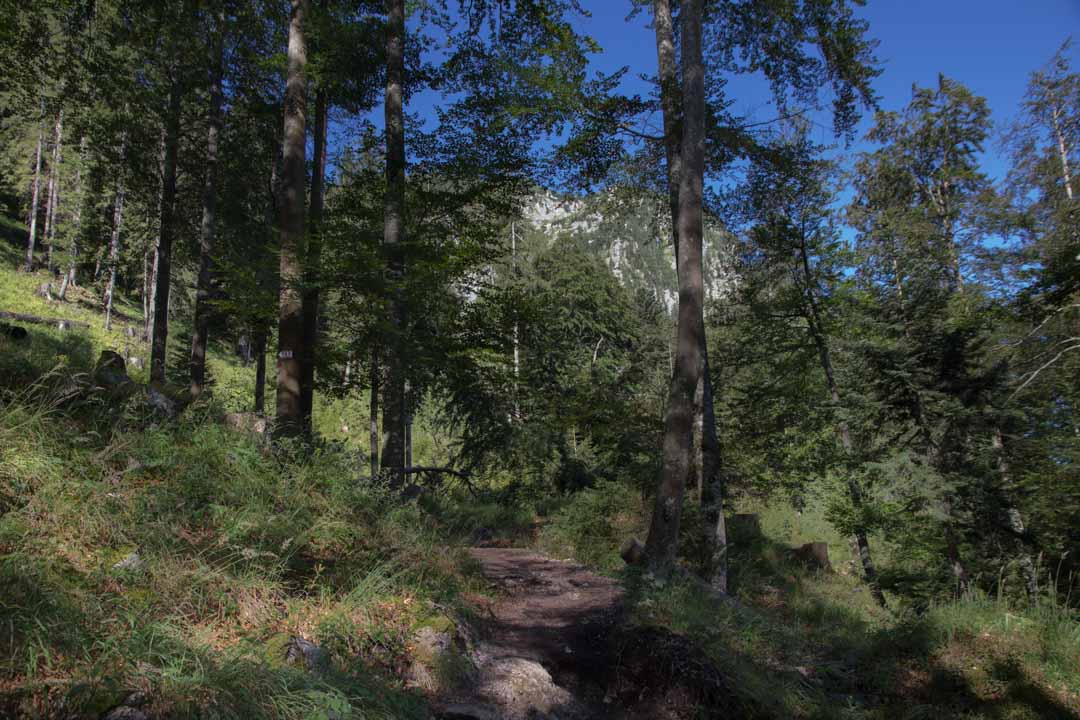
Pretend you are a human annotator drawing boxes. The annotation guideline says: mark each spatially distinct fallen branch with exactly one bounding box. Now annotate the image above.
[403,466,479,497]
[0,310,89,330]
[401,465,470,480]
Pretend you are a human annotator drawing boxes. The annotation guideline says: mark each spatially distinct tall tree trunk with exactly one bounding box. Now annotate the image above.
[103,162,126,332]
[254,330,267,413]
[380,0,407,482]
[797,237,887,608]
[301,77,329,436]
[992,427,1038,598]
[145,242,158,341]
[648,0,727,588]
[190,7,226,399]
[370,350,380,477]
[25,110,44,272]
[59,135,88,301]
[1052,104,1074,201]
[142,246,151,335]
[149,74,183,385]
[511,221,520,420]
[43,109,63,275]
[644,0,706,577]
[700,366,728,592]
[274,0,309,438]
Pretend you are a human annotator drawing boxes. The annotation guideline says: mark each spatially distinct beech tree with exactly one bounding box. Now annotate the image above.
[640,0,880,579]
[190,2,226,399]
[274,0,309,438]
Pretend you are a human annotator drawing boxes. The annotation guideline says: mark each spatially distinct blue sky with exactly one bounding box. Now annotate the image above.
[571,0,1079,183]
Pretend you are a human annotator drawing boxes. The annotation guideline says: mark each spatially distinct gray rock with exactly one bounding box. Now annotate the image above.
[224,412,267,435]
[474,657,579,720]
[122,691,148,707]
[285,636,329,673]
[146,386,176,417]
[101,706,148,720]
[415,626,453,657]
[112,552,144,572]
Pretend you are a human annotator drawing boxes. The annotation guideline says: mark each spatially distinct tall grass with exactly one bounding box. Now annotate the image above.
[0,378,469,718]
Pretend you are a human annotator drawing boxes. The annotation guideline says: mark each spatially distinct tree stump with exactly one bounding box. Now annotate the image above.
[793,542,832,571]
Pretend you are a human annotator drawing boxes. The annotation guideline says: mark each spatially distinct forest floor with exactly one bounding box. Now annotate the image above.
[431,547,732,720]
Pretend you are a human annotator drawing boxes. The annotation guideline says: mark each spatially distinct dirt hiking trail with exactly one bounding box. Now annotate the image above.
[431,548,729,720]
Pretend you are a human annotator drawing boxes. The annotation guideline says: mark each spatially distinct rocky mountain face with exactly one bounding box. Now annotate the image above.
[518,190,742,313]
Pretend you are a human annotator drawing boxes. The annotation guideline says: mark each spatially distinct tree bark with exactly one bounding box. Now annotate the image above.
[103,163,126,332]
[1052,104,1073,201]
[647,0,727,588]
[370,351,380,477]
[59,135,88,301]
[43,109,63,275]
[254,330,267,414]
[273,0,309,439]
[300,77,329,435]
[796,236,887,608]
[700,365,728,592]
[149,72,183,385]
[992,427,1038,598]
[644,0,706,577]
[380,0,407,482]
[190,7,225,399]
[25,109,44,272]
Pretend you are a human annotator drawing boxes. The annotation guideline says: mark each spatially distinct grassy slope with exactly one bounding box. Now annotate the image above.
[536,477,1080,718]
[0,231,481,719]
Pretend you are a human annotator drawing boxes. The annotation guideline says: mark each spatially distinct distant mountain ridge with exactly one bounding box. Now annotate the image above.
[519,189,741,312]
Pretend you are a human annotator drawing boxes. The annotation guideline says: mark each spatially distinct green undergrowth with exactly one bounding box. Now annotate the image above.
[0,378,484,719]
[526,481,1080,718]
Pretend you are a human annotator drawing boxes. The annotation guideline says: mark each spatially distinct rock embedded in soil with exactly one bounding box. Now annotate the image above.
[285,636,330,673]
[101,706,148,720]
[111,551,144,572]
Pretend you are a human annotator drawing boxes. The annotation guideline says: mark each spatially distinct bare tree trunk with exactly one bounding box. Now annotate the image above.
[25,109,44,272]
[370,350,380,477]
[149,72,183,385]
[380,0,407,482]
[190,6,225,399]
[103,164,126,332]
[1052,104,1074,200]
[644,0,706,577]
[142,247,151,335]
[43,109,63,275]
[254,330,267,414]
[646,0,727,588]
[992,427,1038,598]
[700,366,728,592]
[274,0,309,438]
[59,135,87,301]
[796,237,887,608]
[301,74,329,436]
[145,241,158,341]
[511,221,520,420]
[689,376,704,500]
